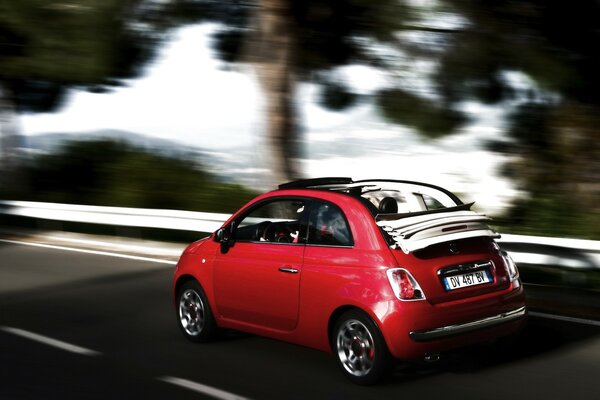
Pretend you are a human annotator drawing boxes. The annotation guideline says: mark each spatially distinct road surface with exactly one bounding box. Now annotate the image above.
[1,236,599,399]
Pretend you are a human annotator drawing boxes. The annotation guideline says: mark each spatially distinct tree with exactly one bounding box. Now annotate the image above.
[175,0,600,233]
[191,1,426,184]
[0,1,478,187]
[423,0,600,237]
[0,0,209,187]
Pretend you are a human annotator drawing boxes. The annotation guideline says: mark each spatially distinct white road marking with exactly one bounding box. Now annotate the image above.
[159,376,251,400]
[529,312,600,327]
[1,326,101,356]
[0,238,177,265]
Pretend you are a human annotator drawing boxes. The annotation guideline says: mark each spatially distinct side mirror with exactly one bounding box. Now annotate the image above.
[215,226,235,253]
[215,226,233,242]
[215,228,225,242]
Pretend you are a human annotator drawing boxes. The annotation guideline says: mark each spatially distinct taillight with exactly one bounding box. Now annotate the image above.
[502,251,520,281]
[386,268,426,301]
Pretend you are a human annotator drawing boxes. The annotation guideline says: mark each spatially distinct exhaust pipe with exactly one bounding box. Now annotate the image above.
[424,353,440,363]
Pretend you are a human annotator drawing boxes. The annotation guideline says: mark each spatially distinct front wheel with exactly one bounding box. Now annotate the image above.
[332,310,393,385]
[176,281,219,342]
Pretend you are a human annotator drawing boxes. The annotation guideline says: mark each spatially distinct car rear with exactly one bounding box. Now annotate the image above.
[378,233,526,360]
[366,193,527,358]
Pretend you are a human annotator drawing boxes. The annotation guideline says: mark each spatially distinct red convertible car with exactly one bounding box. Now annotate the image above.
[173,178,526,384]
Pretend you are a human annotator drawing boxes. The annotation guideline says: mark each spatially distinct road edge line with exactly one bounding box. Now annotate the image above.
[1,326,101,356]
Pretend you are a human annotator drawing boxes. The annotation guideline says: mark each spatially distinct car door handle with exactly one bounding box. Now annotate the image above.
[278,267,299,274]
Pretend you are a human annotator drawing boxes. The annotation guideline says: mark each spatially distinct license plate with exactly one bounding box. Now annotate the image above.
[442,270,492,291]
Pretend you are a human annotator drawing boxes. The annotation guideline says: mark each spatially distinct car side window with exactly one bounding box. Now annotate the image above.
[235,199,306,244]
[307,201,353,247]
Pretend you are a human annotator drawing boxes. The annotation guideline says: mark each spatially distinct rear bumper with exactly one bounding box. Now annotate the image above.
[377,282,527,359]
[408,306,527,342]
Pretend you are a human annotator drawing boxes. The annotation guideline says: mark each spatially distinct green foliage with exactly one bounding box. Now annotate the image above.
[0,0,208,113]
[494,194,600,240]
[292,0,408,71]
[436,0,600,106]
[8,139,256,213]
[426,1,600,239]
[376,89,467,138]
[205,0,409,110]
[0,1,141,111]
[319,82,357,111]
[209,0,407,69]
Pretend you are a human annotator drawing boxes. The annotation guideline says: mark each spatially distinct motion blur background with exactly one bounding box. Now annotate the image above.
[1,0,599,241]
[2,4,599,397]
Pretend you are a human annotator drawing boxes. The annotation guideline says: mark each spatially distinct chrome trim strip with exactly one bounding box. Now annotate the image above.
[437,260,493,277]
[409,306,527,342]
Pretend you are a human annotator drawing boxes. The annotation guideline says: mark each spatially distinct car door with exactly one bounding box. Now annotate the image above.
[213,198,307,331]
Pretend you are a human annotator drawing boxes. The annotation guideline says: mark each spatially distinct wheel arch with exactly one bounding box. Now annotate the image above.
[327,304,394,384]
[327,305,381,351]
[174,274,198,306]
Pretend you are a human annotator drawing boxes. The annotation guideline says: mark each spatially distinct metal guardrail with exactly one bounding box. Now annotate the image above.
[500,234,600,271]
[0,200,229,234]
[1,200,599,269]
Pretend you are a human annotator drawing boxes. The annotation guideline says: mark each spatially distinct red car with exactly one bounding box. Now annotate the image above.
[173,178,526,384]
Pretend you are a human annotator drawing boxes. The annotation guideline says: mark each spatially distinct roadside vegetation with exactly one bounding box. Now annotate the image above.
[1,139,257,214]
[2,137,598,241]
[494,196,600,241]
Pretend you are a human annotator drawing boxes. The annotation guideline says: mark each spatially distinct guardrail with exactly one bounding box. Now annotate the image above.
[1,200,599,269]
[0,200,229,234]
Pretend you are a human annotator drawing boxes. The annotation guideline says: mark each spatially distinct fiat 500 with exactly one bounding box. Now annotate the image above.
[173,178,526,384]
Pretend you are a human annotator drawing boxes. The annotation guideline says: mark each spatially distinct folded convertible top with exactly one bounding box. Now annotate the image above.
[376,207,500,253]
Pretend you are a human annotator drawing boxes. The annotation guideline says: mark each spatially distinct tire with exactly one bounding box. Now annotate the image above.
[176,281,219,342]
[332,310,393,385]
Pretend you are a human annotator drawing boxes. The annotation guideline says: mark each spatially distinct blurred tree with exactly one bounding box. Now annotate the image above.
[209,0,599,234]
[2,1,598,239]
[194,0,459,184]
[423,0,600,237]
[0,0,211,187]
[173,0,600,238]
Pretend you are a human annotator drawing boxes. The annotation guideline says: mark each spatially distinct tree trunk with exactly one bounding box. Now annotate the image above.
[252,0,303,186]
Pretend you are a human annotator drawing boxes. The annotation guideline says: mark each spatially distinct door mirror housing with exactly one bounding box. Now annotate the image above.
[215,227,232,242]
[215,226,235,253]
[215,228,225,242]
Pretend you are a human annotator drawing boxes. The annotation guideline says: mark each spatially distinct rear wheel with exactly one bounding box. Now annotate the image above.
[176,281,218,342]
[332,310,393,385]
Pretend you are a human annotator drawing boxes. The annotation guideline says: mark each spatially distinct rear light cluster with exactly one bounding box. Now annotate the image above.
[501,252,520,281]
[386,268,426,301]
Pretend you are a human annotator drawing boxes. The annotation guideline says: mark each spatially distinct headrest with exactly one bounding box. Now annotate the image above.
[378,197,398,214]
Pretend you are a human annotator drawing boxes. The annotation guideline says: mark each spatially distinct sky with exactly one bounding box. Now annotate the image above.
[20,24,519,214]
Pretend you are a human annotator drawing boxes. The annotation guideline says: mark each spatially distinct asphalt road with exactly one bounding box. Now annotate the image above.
[1,237,599,400]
